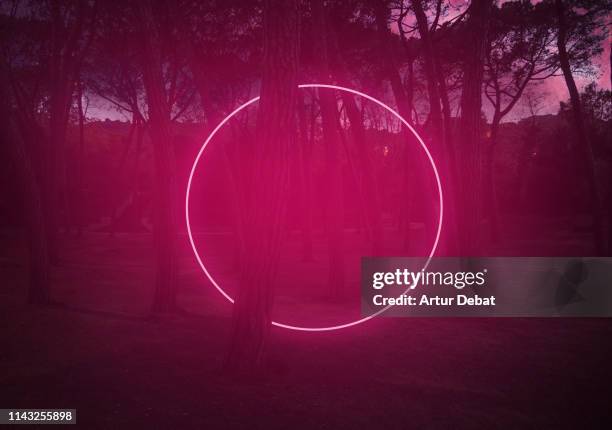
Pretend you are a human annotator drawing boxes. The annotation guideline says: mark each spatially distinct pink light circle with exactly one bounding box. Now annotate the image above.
[185,83,444,332]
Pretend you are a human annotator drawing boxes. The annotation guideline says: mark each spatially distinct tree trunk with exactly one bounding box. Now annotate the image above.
[555,0,606,254]
[434,54,460,255]
[373,1,412,124]
[341,94,383,254]
[297,92,314,261]
[0,72,50,304]
[226,0,299,370]
[137,0,179,313]
[75,78,86,236]
[47,81,72,252]
[109,117,137,236]
[412,0,458,255]
[326,14,383,255]
[46,1,85,263]
[485,116,501,245]
[373,1,417,250]
[19,134,50,304]
[412,0,443,138]
[312,0,345,298]
[457,0,493,256]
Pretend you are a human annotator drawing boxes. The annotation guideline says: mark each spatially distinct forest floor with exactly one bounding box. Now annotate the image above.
[1,228,611,429]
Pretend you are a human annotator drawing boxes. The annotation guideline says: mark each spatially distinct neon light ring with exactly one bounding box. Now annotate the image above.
[185,83,444,332]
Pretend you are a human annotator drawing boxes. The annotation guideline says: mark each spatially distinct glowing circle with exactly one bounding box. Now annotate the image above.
[185,84,444,332]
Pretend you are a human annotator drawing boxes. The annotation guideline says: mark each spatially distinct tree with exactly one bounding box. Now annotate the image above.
[558,83,612,250]
[517,85,548,207]
[135,0,180,312]
[456,0,493,256]
[84,3,148,234]
[46,0,96,263]
[373,0,419,251]
[324,10,384,257]
[373,0,413,126]
[0,61,49,304]
[483,0,559,243]
[311,0,347,297]
[411,0,443,144]
[554,0,609,254]
[1,0,95,301]
[226,0,299,371]
[409,0,461,254]
[377,0,463,254]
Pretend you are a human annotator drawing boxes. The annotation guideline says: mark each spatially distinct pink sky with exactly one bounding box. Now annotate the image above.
[545,37,610,104]
[506,36,610,121]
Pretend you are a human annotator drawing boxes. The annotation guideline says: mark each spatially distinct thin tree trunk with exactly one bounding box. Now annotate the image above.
[555,0,605,254]
[46,1,85,263]
[457,0,493,256]
[46,81,70,264]
[137,0,179,313]
[18,135,49,304]
[485,115,501,245]
[412,0,443,138]
[75,79,86,236]
[297,92,314,261]
[434,54,460,255]
[0,73,50,304]
[413,0,464,256]
[326,18,383,254]
[131,123,145,228]
[402,60,417,250]
[109,117,137,236]
[378,1,444,254]
[373,1,417,250]
[226,0,299,370]
[373,1,412,124]
[341,95,383,254]
[312,0,345,298]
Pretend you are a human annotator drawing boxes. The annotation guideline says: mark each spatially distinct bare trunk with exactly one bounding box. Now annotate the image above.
[376,1,445,253]
[341,94,383,254]
[0,74,50,304]
[373,1,417,250]
[325,20,382,254]
[373,2,412,124]
[19,136,50,304]
[109,118,137,236]
[457,0,492,256]
[485,115,501,245]
[434,55,460,255]
[46,1,85,263]
[226,0,299,370]
[75,79,86,236]
[413,0,461,255]
[555,0,605,254]
[312,0,345,297]
[46,81,72,264]
[412,0,443,137]
[297,92,314,261]
[137,0,179,313]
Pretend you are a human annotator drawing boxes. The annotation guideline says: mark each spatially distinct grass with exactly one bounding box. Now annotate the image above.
[1,231,611,428]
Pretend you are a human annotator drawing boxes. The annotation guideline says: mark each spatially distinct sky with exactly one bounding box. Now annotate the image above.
[532,38,610,118]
